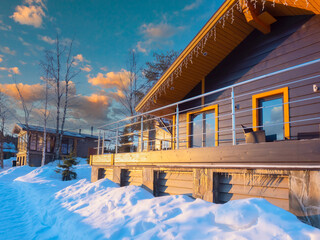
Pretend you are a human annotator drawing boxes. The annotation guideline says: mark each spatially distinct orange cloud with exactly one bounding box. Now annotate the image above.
[88,69,131,89]
[39,35,55,44]
[80,65,92,72]
[0,66,20,75]
[0,46,16,55]
[74,54,84,62]
[11,3,45,28]
[0,83,44,102]
[69,93,111,123]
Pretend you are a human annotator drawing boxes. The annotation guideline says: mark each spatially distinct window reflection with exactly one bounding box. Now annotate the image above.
[259,97,284,141]
[191,110,215,148]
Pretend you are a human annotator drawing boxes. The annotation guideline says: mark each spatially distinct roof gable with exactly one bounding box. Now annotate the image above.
[136,0,319,116]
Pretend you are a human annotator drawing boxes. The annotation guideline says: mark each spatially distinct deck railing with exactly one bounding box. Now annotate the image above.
[96,58,320,155]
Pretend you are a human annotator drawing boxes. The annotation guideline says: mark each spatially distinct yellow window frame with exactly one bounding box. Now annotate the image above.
[186,104,219,148]
[252,87,290,139]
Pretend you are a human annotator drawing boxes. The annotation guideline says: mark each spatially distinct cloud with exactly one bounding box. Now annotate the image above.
[18,37,31,46]
[0,83,44,102]
[183,0,202,11]
[69,93,112,124]
[136,41,147,53]
[140,23,177,39]
[0,46,16,55]
[74,54,84,62]
[38,35,55,44]
[271,106,284,122]
[100,66,108,72]
[0,20,12,31]
[0,67,20,75]
[136,22,183,53]
[19,60,27,65]
[87,69,131,89]
[80,65,92,72]
[10,0,46,28]
[0,55,3,63]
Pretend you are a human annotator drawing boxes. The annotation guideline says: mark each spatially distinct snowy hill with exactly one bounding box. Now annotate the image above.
[0,159,319,240]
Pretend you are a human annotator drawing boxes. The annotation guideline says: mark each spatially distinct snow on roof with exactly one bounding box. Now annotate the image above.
[14,123,98,139]
[3,142,17,153]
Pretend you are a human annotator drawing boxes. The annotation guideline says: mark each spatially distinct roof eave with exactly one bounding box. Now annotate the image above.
[135,0,236,112]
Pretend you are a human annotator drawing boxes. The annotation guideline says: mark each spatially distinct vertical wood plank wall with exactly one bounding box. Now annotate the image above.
[178,15,320,147]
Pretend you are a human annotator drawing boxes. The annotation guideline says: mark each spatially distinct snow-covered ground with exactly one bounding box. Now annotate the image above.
[0,158,319,240]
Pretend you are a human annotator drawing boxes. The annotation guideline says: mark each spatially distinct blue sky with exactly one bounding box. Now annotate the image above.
[0,0,223,134]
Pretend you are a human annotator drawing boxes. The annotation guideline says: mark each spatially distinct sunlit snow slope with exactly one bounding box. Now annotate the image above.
[0,159,319,240]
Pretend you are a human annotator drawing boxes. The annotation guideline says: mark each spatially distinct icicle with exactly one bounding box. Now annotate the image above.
[262,0,266,11]
[231,7,235,24]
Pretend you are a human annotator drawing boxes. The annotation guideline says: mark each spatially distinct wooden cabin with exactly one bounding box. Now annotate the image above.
[91,0,320,227]
[13,124,97,167]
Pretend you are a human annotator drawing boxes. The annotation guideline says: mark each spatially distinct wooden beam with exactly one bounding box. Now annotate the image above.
[241,1,277,34]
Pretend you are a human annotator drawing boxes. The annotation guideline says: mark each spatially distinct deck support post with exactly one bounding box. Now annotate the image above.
[231,87,237,145]
[176,104,179,149]
[140,116,144,152]
[97,130,101,155]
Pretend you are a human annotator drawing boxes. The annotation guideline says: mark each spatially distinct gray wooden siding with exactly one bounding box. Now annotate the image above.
[154,171,193,196]
[179,15,320,146]
[120,169,143,187]
[215,173,289,210]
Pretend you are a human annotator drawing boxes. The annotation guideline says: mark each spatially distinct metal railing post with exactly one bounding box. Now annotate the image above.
[176,104,179,149]
[97,130,101,155]
[102,131,105,154]
[115,124,119,154]
[231,87,236,145]
[140,116,144,152]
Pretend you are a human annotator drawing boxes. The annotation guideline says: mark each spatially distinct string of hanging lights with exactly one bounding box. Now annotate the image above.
[143,0,310,111]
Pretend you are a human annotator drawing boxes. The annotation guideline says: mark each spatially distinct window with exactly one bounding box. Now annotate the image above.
[61,139,68,155]
[252,87,290,141]
[187,105,218,148]
[143,140,148,151]
[161,140,171,150]
[37,134,43,152]
[30,133,37,151]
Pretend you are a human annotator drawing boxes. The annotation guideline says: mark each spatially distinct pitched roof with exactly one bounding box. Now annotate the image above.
[135,0,320,116]
[13,123,98,139]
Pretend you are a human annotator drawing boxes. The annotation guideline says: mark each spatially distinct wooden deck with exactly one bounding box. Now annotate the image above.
[91,138,320,169]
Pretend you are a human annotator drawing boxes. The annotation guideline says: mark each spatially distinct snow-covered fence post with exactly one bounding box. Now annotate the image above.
[97,130,101,155]
[102,131,105,155]
[115,123,119,154]
[231,87,236,145]
[140,116,143,152]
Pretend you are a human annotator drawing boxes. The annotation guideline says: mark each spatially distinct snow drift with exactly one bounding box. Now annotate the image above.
[0,159,319,240]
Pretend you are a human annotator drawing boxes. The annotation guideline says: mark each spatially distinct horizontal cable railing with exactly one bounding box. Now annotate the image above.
[95,59,320,155]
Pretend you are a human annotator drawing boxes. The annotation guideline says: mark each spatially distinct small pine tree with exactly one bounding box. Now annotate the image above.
[55,152,78,181]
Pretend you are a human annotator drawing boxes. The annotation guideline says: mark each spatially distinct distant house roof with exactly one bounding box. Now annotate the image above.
[12,123,98,139]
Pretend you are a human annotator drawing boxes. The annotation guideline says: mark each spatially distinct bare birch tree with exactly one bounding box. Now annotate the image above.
[15,83,33,165]
[41,74,50,166]
[0,92,8,168]
[115,50,144,152]
[42,35,79,160]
